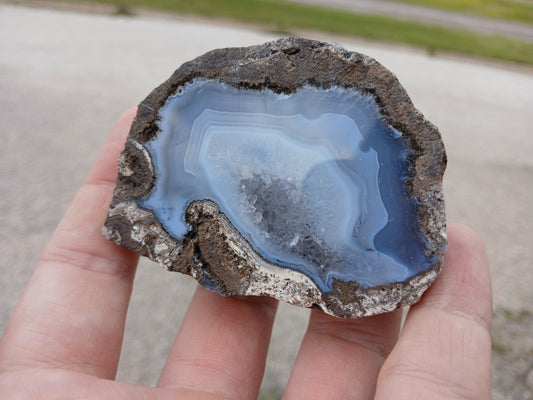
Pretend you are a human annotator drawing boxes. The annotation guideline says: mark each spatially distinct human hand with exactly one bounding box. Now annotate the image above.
[0,109,492,400]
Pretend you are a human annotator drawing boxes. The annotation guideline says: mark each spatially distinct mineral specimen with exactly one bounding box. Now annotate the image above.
[103,38,447,318]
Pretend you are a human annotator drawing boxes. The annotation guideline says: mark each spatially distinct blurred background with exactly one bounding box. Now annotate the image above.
[1,0,532,398]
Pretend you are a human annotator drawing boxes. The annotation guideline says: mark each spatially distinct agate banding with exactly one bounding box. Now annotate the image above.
[104,38,447,318]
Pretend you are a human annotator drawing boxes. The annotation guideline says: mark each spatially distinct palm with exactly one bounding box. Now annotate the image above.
[0,109,492,400]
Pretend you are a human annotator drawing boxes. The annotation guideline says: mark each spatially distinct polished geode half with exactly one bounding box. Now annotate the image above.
[103,38,447,318]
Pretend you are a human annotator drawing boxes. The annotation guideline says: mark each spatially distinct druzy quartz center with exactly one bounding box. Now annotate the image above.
[103,38,447,318]
[140,80,427,291]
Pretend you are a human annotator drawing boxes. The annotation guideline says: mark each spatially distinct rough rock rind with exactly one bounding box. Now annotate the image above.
[103,37,447,318]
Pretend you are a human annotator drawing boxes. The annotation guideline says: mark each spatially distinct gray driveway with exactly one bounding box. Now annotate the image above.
[1,4,532,398]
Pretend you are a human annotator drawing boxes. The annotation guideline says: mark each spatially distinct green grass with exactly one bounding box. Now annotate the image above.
[64,0,533,65]
[388,0,533,24]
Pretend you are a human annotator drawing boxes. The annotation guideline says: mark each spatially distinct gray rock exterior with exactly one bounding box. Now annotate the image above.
[103,38,447,318]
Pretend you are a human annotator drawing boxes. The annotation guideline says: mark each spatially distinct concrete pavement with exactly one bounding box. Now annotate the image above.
[1,4,532,398]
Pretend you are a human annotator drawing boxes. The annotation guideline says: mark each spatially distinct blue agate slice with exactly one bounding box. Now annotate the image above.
[138,79,430,291]
[104,38,447,318]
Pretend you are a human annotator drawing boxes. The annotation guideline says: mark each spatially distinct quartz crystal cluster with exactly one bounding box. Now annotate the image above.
[103,38,447,318]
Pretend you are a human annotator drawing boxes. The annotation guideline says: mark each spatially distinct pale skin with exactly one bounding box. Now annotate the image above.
[0,108,492,400]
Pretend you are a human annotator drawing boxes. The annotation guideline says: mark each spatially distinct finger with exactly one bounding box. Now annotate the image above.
[375,224,492,400]
[0,108,139,379]
[283,308,402,399]
[0,368,224,400]
[157,286,278,400]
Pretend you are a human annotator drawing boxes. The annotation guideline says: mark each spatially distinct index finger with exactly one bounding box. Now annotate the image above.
[375,224,492,399]
[0,108,139,380]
